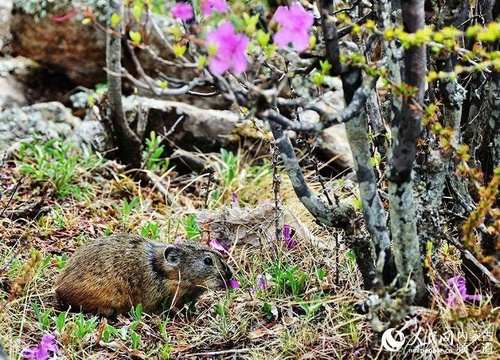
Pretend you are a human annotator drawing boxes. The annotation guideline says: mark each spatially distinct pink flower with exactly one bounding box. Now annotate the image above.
[21,333,59,360]
[171,3,194,21]
[283,224,296,249]
[250,275,268,295]
[201,0,228,15]
[210,238,228,252]
[228,279,240,289]
[446,276,482,307]
[206,22,249,75]
[273,3,314,52]
[231,193,238,204]
[257,274,267,290]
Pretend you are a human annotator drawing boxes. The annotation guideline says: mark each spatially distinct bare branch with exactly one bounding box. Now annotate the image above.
[270,122,354,230]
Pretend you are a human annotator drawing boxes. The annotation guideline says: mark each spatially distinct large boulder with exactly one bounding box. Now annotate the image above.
[0,101,81,152]
[122,96,260,153]
[0,57,30,111]
[10,1,109,87]
[0,0,12,51]
[10,1,229,108]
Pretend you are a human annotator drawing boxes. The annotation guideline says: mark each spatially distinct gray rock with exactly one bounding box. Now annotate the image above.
[0,101,81,152]
[299,90,354,169]
[123,96,244,152]
[0,57,38,111]
[0,75,27,111]
[71,119,111,152]
[0,0,12,51]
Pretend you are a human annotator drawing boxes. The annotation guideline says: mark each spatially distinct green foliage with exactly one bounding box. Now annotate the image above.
[142,131,169,172]
[299,296,324,318]
[72,313,99,340]
[268,262,308,298]
[18,138,103,199]
[210,148,272,205]
[129,30,142,44]
[129,304,143,322]
[31,303,53,331]
[316,268,326,281]
[158,343,173,359]
[130,329,141,349]
[219,148,240,185]
[110,13,121,28]
[184,214,200,239]
[54,254,69,270]
[112,196,141,224]
[140,221,161,240]
[55,310,69,333]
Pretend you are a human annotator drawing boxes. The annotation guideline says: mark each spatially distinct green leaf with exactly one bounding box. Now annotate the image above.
[129,31,142,44]
[257,29,271,47]
[173,43,187,57]
[132,4,143,23]
[312,72,325,87]
[110,13,121,28]
[157,80,168,89]
[319,60,332,74]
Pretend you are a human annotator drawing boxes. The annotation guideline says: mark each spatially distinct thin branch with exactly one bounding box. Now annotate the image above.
[260,76,377,133]
[124,39,161,96]
[270,122,353,229]
[0,176,24,218]
[105,67,206,96]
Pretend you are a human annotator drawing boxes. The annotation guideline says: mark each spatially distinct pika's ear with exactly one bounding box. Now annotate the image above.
[163,245,184,266]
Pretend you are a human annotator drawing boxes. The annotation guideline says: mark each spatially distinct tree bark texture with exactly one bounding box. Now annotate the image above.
[106,0,142,168]
[269,122,354,230]
[387,0,427,304]
[488,71,500,170]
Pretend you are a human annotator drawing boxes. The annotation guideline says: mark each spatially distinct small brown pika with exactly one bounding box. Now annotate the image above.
[55,235,232,316]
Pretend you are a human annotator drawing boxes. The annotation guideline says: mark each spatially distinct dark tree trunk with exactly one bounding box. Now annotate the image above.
[106,0,142,168]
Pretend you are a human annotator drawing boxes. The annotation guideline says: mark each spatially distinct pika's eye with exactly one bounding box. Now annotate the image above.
[204,256,213,266]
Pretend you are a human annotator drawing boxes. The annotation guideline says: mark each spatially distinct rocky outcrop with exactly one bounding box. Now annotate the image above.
[10,2,188,85]
[0,96,263,157]
[10,3,109,87]
[0,101,81,152]
[122,96,259,153]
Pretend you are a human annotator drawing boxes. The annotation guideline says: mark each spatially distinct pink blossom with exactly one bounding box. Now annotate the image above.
[201,0,228,15]
[446,276,482,307]
[250,275,268,295]
[209,238,228,252]
[206,22,249,75]
[273,3,314,52]
[257,274,267,290]
[231,193,239,203]
[228,279,240,289]
[21,333,59,360]
[171,3,194,21]
[174,236,183,244]
[283,224,296,249]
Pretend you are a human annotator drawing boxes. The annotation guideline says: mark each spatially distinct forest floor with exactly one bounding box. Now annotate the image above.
[0,137,499,359]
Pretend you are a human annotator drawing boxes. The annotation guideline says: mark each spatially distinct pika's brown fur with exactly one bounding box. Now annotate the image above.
[55,235,232,316]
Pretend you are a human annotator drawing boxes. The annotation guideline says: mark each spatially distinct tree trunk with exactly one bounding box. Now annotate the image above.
[106,0,142,168]
[386,0,427,305]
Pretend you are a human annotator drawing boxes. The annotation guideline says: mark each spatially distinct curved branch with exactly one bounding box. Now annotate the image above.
[260,76,377,133]
[270,122,354,230]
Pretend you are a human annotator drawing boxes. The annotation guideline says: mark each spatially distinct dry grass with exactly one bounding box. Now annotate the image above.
[1,140,499,359]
